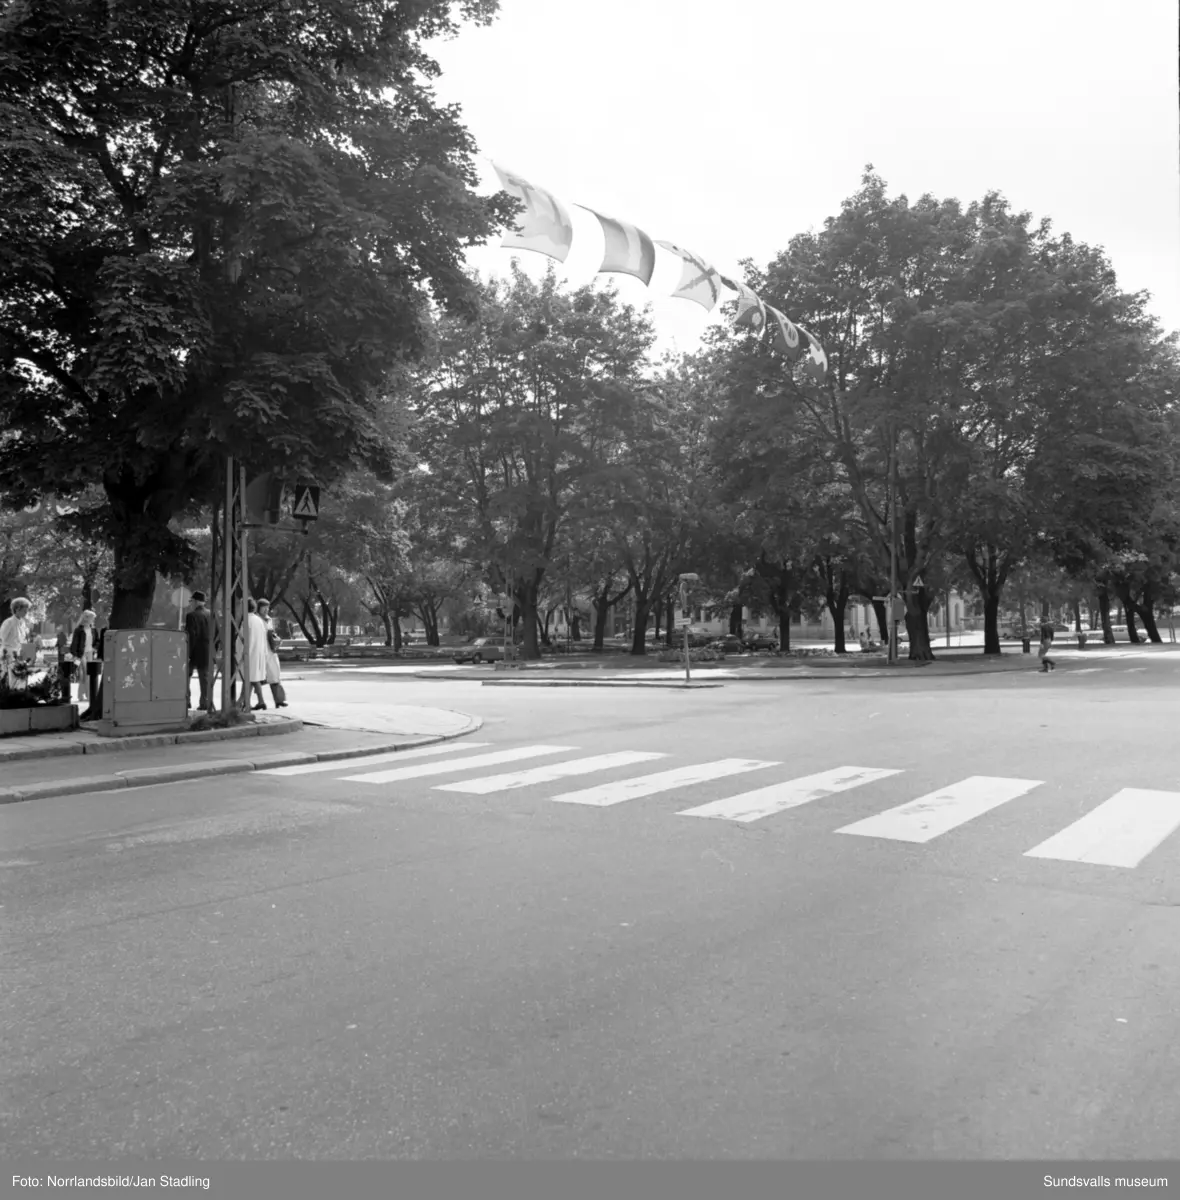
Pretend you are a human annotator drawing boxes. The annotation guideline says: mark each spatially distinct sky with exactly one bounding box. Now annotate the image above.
[428,0,1180,358]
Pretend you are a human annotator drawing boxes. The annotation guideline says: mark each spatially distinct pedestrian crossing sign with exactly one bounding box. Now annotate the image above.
[292,483,320,521]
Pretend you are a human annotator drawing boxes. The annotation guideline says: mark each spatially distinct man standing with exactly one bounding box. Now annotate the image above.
[185,590,214,713]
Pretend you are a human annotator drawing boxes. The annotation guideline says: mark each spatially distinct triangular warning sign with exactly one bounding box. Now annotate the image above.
[292,486,319,519]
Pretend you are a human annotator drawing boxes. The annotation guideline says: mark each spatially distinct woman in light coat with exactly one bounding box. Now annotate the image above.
[246,598,270,710]
[0,596,32,687]
[256,599,287,708]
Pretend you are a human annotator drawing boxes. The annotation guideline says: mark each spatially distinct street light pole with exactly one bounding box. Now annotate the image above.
[888,419,899,666]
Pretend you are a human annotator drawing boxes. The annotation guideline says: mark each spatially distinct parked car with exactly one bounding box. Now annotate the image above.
[743,632,779,651]
[452,637,506,664]
[707,634,746,654]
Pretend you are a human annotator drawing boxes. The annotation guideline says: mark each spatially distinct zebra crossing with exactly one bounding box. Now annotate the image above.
[257,741,1180,870]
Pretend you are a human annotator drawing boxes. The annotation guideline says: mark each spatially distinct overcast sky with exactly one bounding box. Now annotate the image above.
[429,0,1179,357]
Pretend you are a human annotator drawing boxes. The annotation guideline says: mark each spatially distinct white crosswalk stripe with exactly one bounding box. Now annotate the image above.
[283,741,1180,871]
[259,742,492,776]
[342,745,576,784]
[434,751,667,795]
[550,759,780,807]
[835,776,1042,843]
[1068,667,1105,675]
[1024,788,1180,868]
[677,766,902,824]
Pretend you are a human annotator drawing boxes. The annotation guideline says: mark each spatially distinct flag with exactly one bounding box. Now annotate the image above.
[581,207,657,285]
[655,241,722,311]
[797,325,828,382]
[720,276,767,334]
[492,162,574,263]
[766,305,804,360]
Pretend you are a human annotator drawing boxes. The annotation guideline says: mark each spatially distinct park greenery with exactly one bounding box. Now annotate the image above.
[2,3,1178,660]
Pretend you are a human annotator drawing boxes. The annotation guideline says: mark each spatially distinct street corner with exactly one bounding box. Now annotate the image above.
[282,700,484,741]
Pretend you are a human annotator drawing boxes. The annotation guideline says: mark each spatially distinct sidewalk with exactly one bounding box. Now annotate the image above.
[0,704,483,805]
[424,650,1051,685]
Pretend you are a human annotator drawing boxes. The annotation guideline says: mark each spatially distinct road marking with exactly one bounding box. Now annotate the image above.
[549,759,780,807]
[1069,667,1105,674]
[835,776,1042,843]
[677,766,901,824]
[1024,789,1180,868]
[1124,667,1147,673]
[259,743,492,776]
[434,751,667,794]
[342,745,576,784]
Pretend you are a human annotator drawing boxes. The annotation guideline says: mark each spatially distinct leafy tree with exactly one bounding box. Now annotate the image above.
[0,0,513,628]
[412,265,655,658]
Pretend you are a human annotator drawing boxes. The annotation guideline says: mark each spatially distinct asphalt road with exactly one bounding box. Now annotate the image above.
[6,648,1180,1160]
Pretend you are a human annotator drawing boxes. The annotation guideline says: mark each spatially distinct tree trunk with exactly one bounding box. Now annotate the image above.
[871,598,889,645]
[630,592,651,655]
[518,576,541,659]
[570,611,581,641]
[1097,587,1115,643]
[108,540,156,629]
[592,597,609,650]
[772,601,791,652]
[983,593,1000,654]
[1072,598,1082,632]
[822,570,850,654]
[653,602,662,643]
[965,546,1011,656]
[904,588,935,661]
[381,610,393,646]
[729,603,743,637]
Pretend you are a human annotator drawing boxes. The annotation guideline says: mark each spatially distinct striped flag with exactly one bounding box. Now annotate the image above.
[721,276,767,335]
[797,325,828,382]
[655,241,722,311]
[582,207,657,285]
[766,305,803,360]
[492,162,574,263]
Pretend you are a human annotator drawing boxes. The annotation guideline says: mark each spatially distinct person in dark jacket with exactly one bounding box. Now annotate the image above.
[70,609,101,719]
[185,591,215,713]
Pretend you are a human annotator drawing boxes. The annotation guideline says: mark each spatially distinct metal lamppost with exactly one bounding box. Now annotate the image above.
[888,418,900,666]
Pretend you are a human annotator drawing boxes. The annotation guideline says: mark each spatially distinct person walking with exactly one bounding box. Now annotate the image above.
[69,609,100,714]
[1038,622,1056,673]
[246,598,269,710]
[0,597,33,688]
[55,628,73,698]
[184,591,215,713]
[256,599,288,708]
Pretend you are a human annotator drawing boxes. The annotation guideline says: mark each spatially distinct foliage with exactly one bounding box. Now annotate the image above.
[411,264,655,657]
[0,0,515,627]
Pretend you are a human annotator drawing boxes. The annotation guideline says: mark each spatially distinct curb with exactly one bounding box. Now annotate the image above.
[0,714,484,805]
[0,717,303,765]
[481,679,726,689]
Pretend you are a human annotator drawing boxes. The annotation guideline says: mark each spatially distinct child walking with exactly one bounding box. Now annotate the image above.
[1038,623,1056,672]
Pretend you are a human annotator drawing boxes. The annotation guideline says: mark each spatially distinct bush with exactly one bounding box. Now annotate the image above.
[656,648,726,663]
[0,668,63,708]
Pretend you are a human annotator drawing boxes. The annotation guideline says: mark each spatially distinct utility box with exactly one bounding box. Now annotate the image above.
[100,629,189,729]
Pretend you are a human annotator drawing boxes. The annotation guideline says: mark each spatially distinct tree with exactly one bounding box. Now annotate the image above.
[717,168,1179,659]
[0,0,514,628]
[412,265,655,659]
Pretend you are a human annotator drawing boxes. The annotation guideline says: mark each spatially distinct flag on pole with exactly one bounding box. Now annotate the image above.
[655,241,722,311]
[492,162,574,263]
[581,207,657,285]
[766,305,803,360]
[798,325,828,382]
[721,276,767,334]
